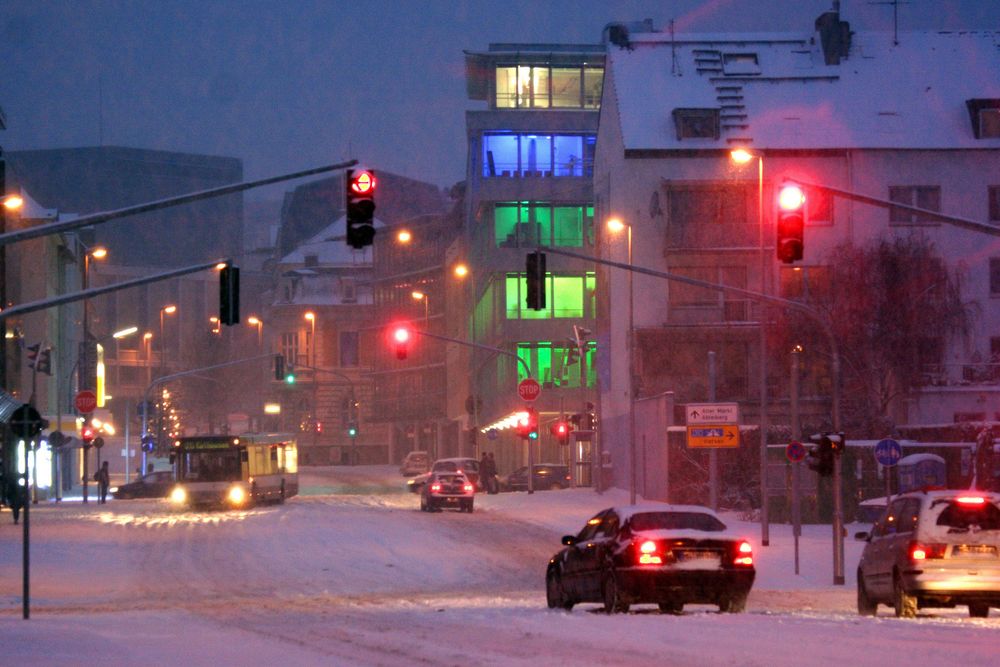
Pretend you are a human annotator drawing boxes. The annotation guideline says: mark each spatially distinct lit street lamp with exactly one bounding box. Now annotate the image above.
[304,311,316,367]
[158,304,177,380]
[411,290,429,329]
[247,315,263,348]
[731,148,770,547]
[607,217,635,505]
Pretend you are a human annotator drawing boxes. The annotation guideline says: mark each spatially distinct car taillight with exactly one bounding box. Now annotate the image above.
[430,483,442,493]
[463,484,474,493]
[956,496,986,505]
[637,539,663,565]
[909,541,946,560]
[734,540,753,566]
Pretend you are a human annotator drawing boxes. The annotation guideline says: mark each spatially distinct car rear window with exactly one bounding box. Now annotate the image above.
[436,474,464,484]
[630,511,727,532]
[934,499,1000,531]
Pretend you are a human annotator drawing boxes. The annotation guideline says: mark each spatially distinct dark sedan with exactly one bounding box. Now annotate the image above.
[502,463,571,491]
[546,504,755,614]
[111,471,175,500]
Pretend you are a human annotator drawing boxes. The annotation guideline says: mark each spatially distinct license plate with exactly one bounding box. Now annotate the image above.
[680,551,719,561]
[954,544,997,556]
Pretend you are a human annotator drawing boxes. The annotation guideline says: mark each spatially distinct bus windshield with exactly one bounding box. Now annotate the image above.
[180,449,242,482]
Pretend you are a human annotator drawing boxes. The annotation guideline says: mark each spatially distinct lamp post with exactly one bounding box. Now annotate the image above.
[0,190,24,391]
[142,332,153,388]
[731,148,769,546]
[81,244,107,396]
[607,217,635,505]
[304,311,318,448]
[247,316,263,431]
[304,311,316,367]
[157,304,177,380]
[411,290,429,329]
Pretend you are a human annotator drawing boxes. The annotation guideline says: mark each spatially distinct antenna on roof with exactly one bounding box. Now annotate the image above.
[670,19,678,76]
[869,0,910,46]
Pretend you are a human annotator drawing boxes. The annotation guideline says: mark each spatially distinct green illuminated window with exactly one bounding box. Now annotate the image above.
[506,272,594,320]
[495,203,592,248]
[515,341,598,388]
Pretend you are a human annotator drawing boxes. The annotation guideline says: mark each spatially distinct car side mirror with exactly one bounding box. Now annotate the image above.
[854,531,870,542]
[561,535,576,546]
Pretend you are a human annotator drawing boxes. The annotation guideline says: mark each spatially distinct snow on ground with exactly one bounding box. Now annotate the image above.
[1,465,997,666]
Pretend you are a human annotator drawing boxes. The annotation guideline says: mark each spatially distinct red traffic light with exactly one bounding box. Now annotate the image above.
[350,170,377,195]
[778,184,805,211]
[392,325,411,360]
[81,425,96,444]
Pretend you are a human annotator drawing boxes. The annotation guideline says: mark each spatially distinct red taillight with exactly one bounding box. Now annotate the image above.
[463,484,474,493]
[637,539,663,565]
[734,540,753,566]
[909,541,946,560]
[430,483,442,493]
[956,496,986,505]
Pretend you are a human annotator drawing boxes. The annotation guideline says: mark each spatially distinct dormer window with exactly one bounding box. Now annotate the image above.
[722,53,760,76]
[672,108,720,140]
[966,99,1000,139]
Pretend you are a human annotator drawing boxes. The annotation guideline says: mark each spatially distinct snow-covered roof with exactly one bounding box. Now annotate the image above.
[608,28,1000,151]
[279,215,387,267]
[898,452,946,466]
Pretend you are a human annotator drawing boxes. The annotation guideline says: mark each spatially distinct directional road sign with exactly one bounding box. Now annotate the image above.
[686,424,739,449]
[874,438,902,467]
[686,402,739,425]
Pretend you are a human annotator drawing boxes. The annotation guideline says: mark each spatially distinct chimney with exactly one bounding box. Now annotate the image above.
[815,3,852,65]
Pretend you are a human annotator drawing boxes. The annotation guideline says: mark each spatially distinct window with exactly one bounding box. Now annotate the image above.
[779,266,831,300]
[722,53,760,76]
[495,65,603,109]
[990,186,1000,222]
[494,202,592,247]
[280,332,300,368]
[806,187,833,223]
[671,108,720,140]
[668,185,755,226]
[506,272,594,320]
[483,133,596,177]
[990,258,1000,295]
[889,186,941,224]
[515,340,597,388]
[966,99,1000,139]
[340,331,359,367]
[669,267,717,307]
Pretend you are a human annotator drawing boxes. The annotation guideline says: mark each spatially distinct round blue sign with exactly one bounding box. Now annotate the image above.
[487,428,498,441]
[874,438,902,467]
[786,440,806,463]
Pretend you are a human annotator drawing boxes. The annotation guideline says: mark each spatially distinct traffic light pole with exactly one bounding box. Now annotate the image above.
[536,243,845,584]
[411,328,533,379]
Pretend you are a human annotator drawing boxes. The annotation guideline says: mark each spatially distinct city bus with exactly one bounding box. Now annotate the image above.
[168,433,298,508]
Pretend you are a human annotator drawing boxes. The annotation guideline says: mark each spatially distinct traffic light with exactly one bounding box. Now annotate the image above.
[776,184,805,263]
[526,251,546,310]
[516,408,539,440]
[807,433,834,477]
[81,425,96,448]
[551,419,570,445]
[347,422,358,438]
[284,359,296,384]
[345,169,377,249]
[219,265,240,325]
[141,433,156,453]
[393,326,411,360]
[274,354,285,381]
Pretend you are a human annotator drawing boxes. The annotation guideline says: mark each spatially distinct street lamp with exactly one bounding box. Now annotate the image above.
[158,304,177,380]
[607,216,635,505]
[411,290,429,329]
[304,311,316,367]
[247,315,263,348]
[731,148,769,546]
[453,263,469,279]
[80,244,108,396]
[397,229,412,244]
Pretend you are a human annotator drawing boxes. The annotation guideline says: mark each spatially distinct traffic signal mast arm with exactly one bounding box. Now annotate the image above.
[0,259,233,322]
[408,327,533,379]
[796,179,1000,238]
[0,160,358,248]
[534,243,840,432]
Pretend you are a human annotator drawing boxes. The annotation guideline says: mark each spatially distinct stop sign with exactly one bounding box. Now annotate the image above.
[75,390,97,414]
[517,378,541,402]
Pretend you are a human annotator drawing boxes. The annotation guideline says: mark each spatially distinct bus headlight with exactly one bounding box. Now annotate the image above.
[227,485,246,505]
[170,486,187,505]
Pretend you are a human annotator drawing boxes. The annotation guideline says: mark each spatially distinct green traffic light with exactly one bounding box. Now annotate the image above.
[529,431,538,440]
[285,373,296,384]
[348,427,357,437]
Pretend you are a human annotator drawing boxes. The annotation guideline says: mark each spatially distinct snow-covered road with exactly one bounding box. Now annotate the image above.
[2,466,997,666]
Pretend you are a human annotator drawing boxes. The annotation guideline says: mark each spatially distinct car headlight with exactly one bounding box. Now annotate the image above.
[170,486,187,504]
[109,486,119,494]
[227,485,247,505]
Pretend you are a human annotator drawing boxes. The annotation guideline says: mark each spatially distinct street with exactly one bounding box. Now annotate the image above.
[2,467,998,666]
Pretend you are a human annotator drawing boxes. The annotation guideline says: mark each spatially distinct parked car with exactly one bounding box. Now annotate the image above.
[856,489,1000,618]
[502,463,571,491]
[855,496,888,526]
[399,451,430,477]
[406,457,480,493]
[111,471,175,500]
[546,504,755,614]
[420,471,475,513]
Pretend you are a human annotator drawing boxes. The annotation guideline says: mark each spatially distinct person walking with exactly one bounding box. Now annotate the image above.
[478,452,489,493]
[95,461,111,504]
[486,452,499,494]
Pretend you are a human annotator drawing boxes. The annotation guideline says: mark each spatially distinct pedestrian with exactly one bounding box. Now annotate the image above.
[479,452,489,493]
[487,452,499,494]
[95,461,111,504]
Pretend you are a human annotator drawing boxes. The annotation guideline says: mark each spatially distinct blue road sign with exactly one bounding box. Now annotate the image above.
[874,438,902,467]
[487,428,498,441]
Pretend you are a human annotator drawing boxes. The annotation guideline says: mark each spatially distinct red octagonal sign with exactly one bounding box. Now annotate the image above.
[75,390,97,414]
[517,378,541,402]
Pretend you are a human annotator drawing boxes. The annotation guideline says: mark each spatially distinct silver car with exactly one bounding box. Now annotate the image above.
[855,489,1000,618]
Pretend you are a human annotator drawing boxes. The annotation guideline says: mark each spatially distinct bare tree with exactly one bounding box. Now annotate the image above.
[772,234,975,434]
